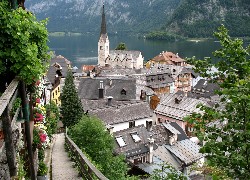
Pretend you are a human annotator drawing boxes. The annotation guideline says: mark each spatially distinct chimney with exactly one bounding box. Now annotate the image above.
[106,124,114,135]
[107,96,113,106]
[148,135,154,164]
[99,81,104,99]
[169,133,178,146]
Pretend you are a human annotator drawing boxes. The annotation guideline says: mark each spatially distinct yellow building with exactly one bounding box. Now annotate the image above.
[47,55,71,106]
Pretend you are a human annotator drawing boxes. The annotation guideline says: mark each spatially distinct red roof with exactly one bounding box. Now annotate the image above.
[152,51,185,64]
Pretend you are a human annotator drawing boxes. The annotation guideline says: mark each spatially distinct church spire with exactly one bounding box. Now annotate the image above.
[100,4,107,35]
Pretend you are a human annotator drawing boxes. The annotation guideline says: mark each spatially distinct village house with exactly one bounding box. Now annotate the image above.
[78,77,137,100]
[113,125,154,165]
[113,122,204,177]
[46,55,71,106]
[145,51,187,68]
[188,79,220,100]
[98,5,144,69]
[154,93,209,136]
[82,99,153,132]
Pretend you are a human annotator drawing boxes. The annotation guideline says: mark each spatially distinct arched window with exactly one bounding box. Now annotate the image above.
[121,89,126,95]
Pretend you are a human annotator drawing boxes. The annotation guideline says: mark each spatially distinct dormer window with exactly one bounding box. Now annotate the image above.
[116,136,126,147]
[131,132,141,142]
[121,89,126,95]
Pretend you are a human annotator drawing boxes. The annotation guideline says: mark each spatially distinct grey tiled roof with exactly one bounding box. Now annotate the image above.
[155,93,208,121]
[113,125,150,158]
[78,77,136,100]
[150,122,188,146]
[153,146,182,170]
[189,79,220,99]
[164,139,204,165]
[46,56,70,84]
[88,100,153,125]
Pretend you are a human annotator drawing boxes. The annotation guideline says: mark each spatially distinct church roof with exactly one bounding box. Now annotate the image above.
[100,4,107,35]
[109,50,142,60]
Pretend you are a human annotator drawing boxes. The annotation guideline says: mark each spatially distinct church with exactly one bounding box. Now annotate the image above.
[98,5,144,69]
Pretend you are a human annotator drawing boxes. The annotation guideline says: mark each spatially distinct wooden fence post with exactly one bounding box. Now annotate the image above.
[2,108,17,177]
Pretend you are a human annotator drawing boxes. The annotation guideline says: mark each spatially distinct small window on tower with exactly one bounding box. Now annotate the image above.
[106,46,108,50]
[100,46,103,50]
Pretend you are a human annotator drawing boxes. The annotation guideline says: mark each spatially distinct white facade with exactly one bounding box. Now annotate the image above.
[98,34,109,66]
[111,117,153,132]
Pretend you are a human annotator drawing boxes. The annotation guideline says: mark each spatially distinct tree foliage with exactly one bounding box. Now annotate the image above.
[151,163,187,180]
[45,101,60,138]
[0,1,50,85]
[69,115,130,180]
[61,70,83,127]
[115,42,127,50]
[186,25,250,179]
[145,31,185,41]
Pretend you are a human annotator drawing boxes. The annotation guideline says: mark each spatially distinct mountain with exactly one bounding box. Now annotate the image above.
[25,0,250,37]
[165,0,250,37]
[25,0,180,34]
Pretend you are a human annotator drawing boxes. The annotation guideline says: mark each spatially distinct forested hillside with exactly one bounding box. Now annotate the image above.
[25,0,250,37]
[25,0,180,34]
[165,0,250,37]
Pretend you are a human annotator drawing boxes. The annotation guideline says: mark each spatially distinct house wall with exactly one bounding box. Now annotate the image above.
[155,114,187,131]
[112,117,153,132]
[51,85,61,106]
[174,73,192,93]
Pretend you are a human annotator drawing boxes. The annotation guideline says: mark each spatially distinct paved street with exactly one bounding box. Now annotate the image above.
[52,133,82,180]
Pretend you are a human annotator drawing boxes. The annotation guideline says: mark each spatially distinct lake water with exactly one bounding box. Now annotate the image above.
[48,34,222,68]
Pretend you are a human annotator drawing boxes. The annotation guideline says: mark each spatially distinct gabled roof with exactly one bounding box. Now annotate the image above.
[151,51,185,64]
[113,125,151,158]
[153,146,182,170]
[88,100,153,125]
[46,55,70,84]
[189,79,220,99]
[78,77,136,100]
[154,93,208,121]
[164,139,204,165]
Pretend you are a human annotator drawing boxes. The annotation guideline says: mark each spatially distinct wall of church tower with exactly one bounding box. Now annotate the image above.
[98,35,109,66]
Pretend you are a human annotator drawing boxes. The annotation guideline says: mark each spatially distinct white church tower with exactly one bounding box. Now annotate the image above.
[98,4,109,66]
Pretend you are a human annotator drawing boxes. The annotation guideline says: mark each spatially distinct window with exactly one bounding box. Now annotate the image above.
[53,92,54,99]
[58,87,60,91]
[121,89,126,95]
[100,46,103,50]
[131,132,141,142]
[56,90,57,95]
[129,121,135,128]
[116,136,126,147]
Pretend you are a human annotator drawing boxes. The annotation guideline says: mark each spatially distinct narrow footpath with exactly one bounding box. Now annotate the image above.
[52,133,82,180]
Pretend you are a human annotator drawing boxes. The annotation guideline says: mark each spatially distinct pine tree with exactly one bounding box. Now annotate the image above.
[61,70,83,127]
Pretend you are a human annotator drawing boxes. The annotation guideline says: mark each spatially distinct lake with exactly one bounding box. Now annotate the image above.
[48,34,222,68]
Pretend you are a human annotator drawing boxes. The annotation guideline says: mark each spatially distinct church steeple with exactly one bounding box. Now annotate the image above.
[98,3,109,66]
[100,4,107,35]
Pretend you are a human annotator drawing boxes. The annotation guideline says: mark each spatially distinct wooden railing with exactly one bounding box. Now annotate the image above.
[65,131,108,180]
[0,78,20,178]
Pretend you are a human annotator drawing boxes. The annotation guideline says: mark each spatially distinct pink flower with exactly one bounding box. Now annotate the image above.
[36,98,40,103]
[40,134,47,143]
[36,80,40,86]
[34,113,43,122]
